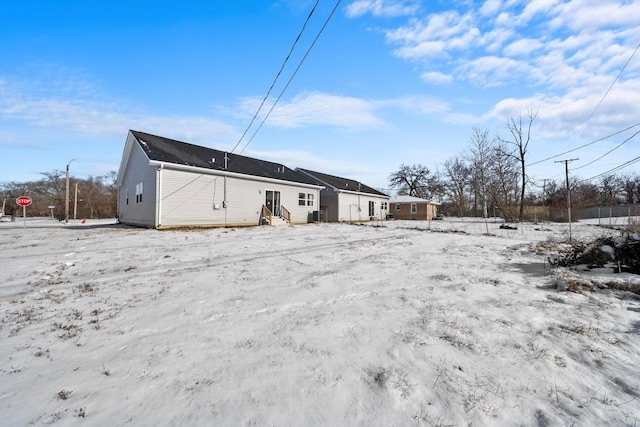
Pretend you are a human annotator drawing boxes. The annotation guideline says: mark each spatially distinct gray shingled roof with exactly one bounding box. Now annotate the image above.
[297,168,388,197]
[131,130,319,186]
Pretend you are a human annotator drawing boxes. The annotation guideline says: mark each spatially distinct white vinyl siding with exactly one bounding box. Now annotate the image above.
[159,170,227,227]
[158,168,320,227]
[336,192,389,222]
[117,136,157,227]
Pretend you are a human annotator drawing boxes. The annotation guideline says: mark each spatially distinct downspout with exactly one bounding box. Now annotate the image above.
[156,164,163,228]
[223,174,227,226]
[224,153,228,226]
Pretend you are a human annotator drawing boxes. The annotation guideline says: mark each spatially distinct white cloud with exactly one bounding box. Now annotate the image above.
[0,77,239,146]
[345,0,419,18]
[246,92,387,130]
[519,0,555,24]
[551,0,640,31]
[479,0,503,17]
[383,95,451,115]
[385,11,479,60]
[480,27,516,53]
[503,38,543,57]
[420,71,454,85]
[487,78,640,141]
[456,56,530,87]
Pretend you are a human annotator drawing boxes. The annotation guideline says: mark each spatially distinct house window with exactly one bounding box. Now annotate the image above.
[381,202,387,210]
[411,203,417,214]
[368,201,375,216]
[136,183,143,203]
[125,189,129,205]
[396,203,401,211]
[299,193,314,206]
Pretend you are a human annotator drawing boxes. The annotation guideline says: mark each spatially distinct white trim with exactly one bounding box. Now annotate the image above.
[156,164,163,228]
[148,160,323,191]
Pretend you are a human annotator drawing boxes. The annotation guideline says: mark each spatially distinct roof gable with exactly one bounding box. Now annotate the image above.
[129,130,319,186]
[297,168,388,197]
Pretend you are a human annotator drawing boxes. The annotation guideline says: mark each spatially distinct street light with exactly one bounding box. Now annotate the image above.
[65,159,75,223]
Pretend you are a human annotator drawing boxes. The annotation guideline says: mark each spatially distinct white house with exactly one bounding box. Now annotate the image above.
[296,169,390,222]
[117,130,323,228]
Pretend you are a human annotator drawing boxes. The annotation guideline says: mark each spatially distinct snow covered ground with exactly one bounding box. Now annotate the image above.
[1,218,639,426]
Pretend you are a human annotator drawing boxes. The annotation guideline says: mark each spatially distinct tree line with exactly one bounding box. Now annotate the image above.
[1,170,117,220]
[389,114,640,222]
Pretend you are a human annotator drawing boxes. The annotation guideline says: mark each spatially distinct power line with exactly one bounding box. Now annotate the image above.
[230,0,320,154]
[526,39,640,168]
[583,156,640,182]
[572,130,639,171]
[237,0,342,157]
[526,122,640,166]
[573,39,640,139]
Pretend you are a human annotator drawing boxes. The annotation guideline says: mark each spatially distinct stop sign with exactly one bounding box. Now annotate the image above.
[16,196,32,207]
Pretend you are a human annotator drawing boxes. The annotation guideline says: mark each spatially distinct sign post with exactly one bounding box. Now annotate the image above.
[16,196,32,228]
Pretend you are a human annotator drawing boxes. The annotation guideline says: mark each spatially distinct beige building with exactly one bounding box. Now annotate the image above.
[389,195,439,220]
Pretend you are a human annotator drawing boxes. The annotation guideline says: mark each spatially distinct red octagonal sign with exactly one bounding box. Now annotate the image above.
[16,196,32,207]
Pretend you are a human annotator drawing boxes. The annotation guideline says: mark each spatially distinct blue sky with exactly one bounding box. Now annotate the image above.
[1,0,639,191]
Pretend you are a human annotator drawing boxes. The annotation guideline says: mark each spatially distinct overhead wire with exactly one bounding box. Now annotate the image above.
[572,130,639,171]
[229,0,320,155]
[526,39,640,168]
[572,39,640,139]
[583,156,640,182]
[236,0,343,157]
[526,122,640,167]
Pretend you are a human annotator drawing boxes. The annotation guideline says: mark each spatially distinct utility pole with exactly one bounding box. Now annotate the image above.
[555,158,578,241]
[541,178,551,222]
[65,159,75,223]
[74,183,78,220]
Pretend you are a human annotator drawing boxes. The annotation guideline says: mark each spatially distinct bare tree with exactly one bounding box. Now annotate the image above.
[388,164,431,198]
[0,170,118,219]
[499,110,537,221]
[443,156,470,217]
[620,172,640,204]
[487,141,520,221]
[598,174,622,205]
[426,169,446,203]
[465,128,493,218]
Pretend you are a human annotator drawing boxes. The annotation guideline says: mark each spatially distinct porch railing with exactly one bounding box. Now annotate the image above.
[281,206,291,223]
[261,204,272,225]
